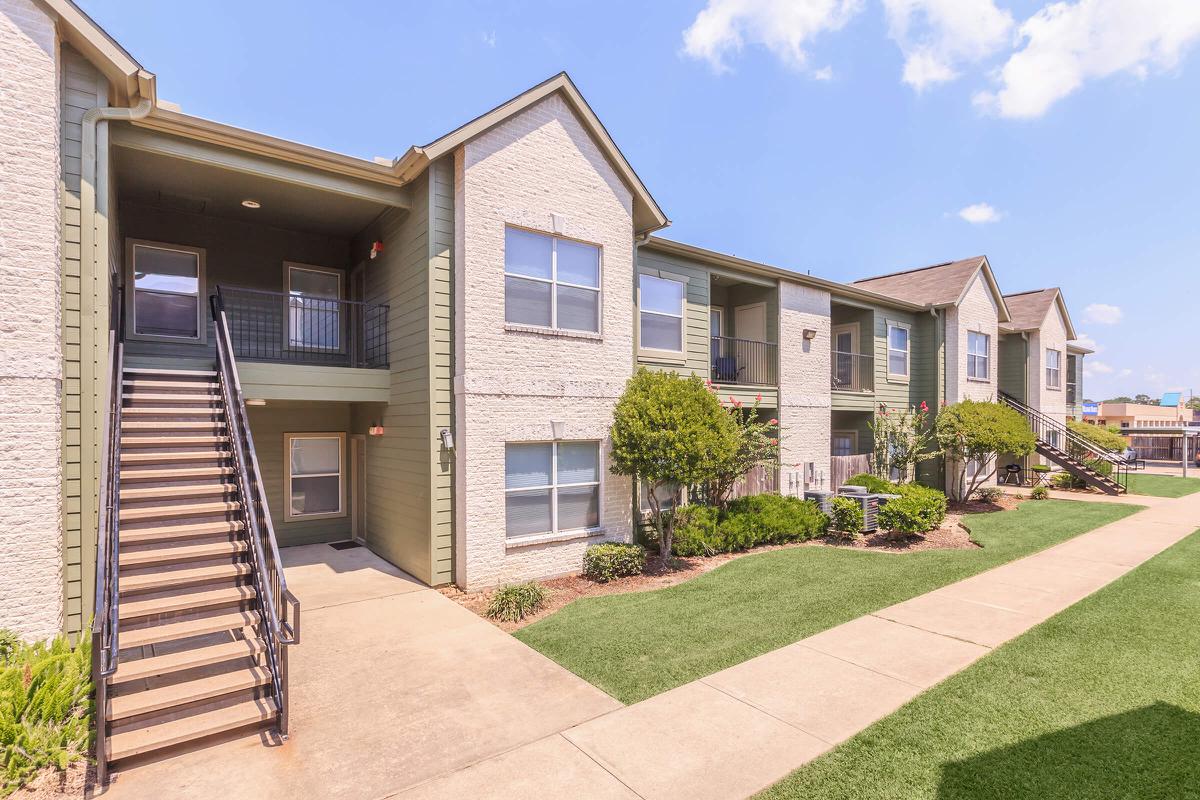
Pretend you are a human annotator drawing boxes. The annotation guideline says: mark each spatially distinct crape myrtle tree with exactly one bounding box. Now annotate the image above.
[701,386,780,508]
[868,401,938,483]
[609,369,739,558]
[935,399,1036,502]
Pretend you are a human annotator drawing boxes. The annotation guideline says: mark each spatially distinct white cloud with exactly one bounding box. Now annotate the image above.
[1083,359,1114,376]
[1072,332,1101,352]
[480,30,496,47]
[1083,302,1123,325]
[957,202,1003,223]
[812,65,835,80]
[974,0,1200,119]
[681,0,862,74]
[882,0,1014,91]
[1118,368,1132,378]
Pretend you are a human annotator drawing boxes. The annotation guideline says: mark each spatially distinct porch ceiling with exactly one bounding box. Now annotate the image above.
[114,145,393,238]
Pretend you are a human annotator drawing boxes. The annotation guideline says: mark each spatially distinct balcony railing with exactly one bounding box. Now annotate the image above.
[217,285,389,369]
[710,336,777,386]
[831,351,874,393]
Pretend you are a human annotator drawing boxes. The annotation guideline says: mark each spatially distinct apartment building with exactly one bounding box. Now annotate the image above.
[1,0,1095,770]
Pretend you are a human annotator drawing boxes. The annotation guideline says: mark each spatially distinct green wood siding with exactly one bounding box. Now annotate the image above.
[60,47,110,638]
[247,403,352,546]
[350,159,454,585]
[238,363,389,403]
[999,334,1028,403]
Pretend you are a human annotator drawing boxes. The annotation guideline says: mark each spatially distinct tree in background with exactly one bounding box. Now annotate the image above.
[868,402,939,483]
[935,400,1036,502]
[1068,419,1127,452]
[701,390,780,509]
[610,369,739,558]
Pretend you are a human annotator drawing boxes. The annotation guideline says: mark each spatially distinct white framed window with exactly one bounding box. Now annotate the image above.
[886,321,910,379]
[1046,348,1062,389]
[128,240,205,342]
[640,479,683,514]
[504,227,600,333]
[505,441,601,539]
[638,273,685,354]
[710,308,724,362]
[284,432,345,521]
[967,331,990,380]
[832,430,858,457]
[286,263,343,351]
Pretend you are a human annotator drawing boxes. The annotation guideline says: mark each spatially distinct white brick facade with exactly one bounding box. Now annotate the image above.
[0,0,63,639]
[946,273,1000,403]
[1028,303,1069,423]
[452,94,636,590]
[778,281,832,490]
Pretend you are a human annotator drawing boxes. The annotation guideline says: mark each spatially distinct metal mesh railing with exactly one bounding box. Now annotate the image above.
[217,285,388,368]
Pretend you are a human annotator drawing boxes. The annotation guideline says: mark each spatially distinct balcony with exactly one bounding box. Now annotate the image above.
[218,285,389,369]
[831,351,874,393]
[710,336,777,387]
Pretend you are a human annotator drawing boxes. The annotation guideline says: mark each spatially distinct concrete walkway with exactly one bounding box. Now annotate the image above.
[107,544,620,800]
[396,492,1200,800]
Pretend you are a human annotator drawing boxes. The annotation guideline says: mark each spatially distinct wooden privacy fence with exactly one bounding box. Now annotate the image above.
[727,464,778,500]
[831,454,871,490]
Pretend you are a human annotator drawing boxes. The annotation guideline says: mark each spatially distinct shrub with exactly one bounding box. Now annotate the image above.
[583,543,646,583]
[827,496,864,538]
[1053,471,1077,489]
[1031,486,1050,500]
[878,484,948,535]
[974,485,1004,503]
[486,582,549,622]
[0,631,92,796]
[671,495,828,556]
[844,473,895,494]
[1068,419,1126,453]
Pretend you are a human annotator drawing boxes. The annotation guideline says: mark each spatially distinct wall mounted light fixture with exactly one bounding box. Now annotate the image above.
[802,329,818,340]
[369,424,385,436]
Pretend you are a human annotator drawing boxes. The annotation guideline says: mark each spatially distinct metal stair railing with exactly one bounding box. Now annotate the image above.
[91,291,124,786]
[211,289,301,735]
[999,391,1129,493]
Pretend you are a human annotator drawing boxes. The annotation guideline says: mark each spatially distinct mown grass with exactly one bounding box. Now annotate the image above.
[757,528,1200,800]
[515,500,1141,704]
[1126,473,1200,498]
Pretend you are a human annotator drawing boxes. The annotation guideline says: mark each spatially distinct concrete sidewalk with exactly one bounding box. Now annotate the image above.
[397,493,1200,800]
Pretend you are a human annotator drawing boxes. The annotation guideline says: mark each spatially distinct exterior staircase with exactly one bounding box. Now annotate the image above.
[92,294,298,786]
[105,367,276,763]
[999,392,1129,495]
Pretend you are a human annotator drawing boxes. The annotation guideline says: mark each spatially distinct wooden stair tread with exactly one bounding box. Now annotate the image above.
[119,584,256,620]
[112,638,266,684]
[121,421,228,430]
[119,500,241,522]
[107,696,277,762]
[119,610,260,649]
[122,406,224,416]
[123,381,219,391]
[120,563,252,594]
[121,521,245,544]
[108,666,272,721]
[122,393,221,403]
[120,451,232,464]
[124,368,218,377]
[120,483,239,501]
[120,540,247,568]
[121,466,236,481]
[121,435,230,447]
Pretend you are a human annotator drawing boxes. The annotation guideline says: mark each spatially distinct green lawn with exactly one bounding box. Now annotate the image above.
[757,528,1200,800]
[515,500,1142,704]
[1126,473,1200,498]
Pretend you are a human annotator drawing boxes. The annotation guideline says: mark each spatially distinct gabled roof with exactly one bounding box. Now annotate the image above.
[393,72,669,236]
[40,0,155,104]
[1000,287,1077,339]
[851,256,1011,321]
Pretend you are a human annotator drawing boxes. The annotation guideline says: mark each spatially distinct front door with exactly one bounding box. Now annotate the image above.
[350,434,367,544]
[832,323,859,391]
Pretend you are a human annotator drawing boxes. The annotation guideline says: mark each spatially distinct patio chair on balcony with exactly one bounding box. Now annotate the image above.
[713,356,742,383]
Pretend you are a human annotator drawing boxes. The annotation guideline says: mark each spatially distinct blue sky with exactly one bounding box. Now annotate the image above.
[81,0,1200,401]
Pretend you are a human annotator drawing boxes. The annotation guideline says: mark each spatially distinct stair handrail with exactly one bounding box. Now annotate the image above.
[211,288,300,735]
[999,391,1129,492]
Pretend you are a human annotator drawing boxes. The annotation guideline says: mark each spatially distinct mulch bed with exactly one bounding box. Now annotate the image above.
[12,760,93,800]
[447,493,1030,631]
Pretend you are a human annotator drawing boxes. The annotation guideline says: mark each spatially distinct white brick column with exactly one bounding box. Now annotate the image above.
[0,0,64,639]
[778,281,832,491]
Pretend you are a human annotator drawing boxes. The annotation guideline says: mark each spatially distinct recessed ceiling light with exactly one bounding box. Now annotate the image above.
[246,398,267,406]
[241,199,261,209]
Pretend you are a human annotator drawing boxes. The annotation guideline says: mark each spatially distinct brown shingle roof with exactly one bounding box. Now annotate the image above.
[851,256,987,307]
[1000,288,1059,332]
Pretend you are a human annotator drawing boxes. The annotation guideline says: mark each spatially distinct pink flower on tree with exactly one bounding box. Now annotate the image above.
[756,393,763,402]
[768,418,779,426]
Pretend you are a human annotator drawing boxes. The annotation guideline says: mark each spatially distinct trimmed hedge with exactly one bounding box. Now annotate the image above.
[828,496,864,538]
[583,543,647,582]
[672,494,828,556]
[844,474,948,535]
[844,473,895,494]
